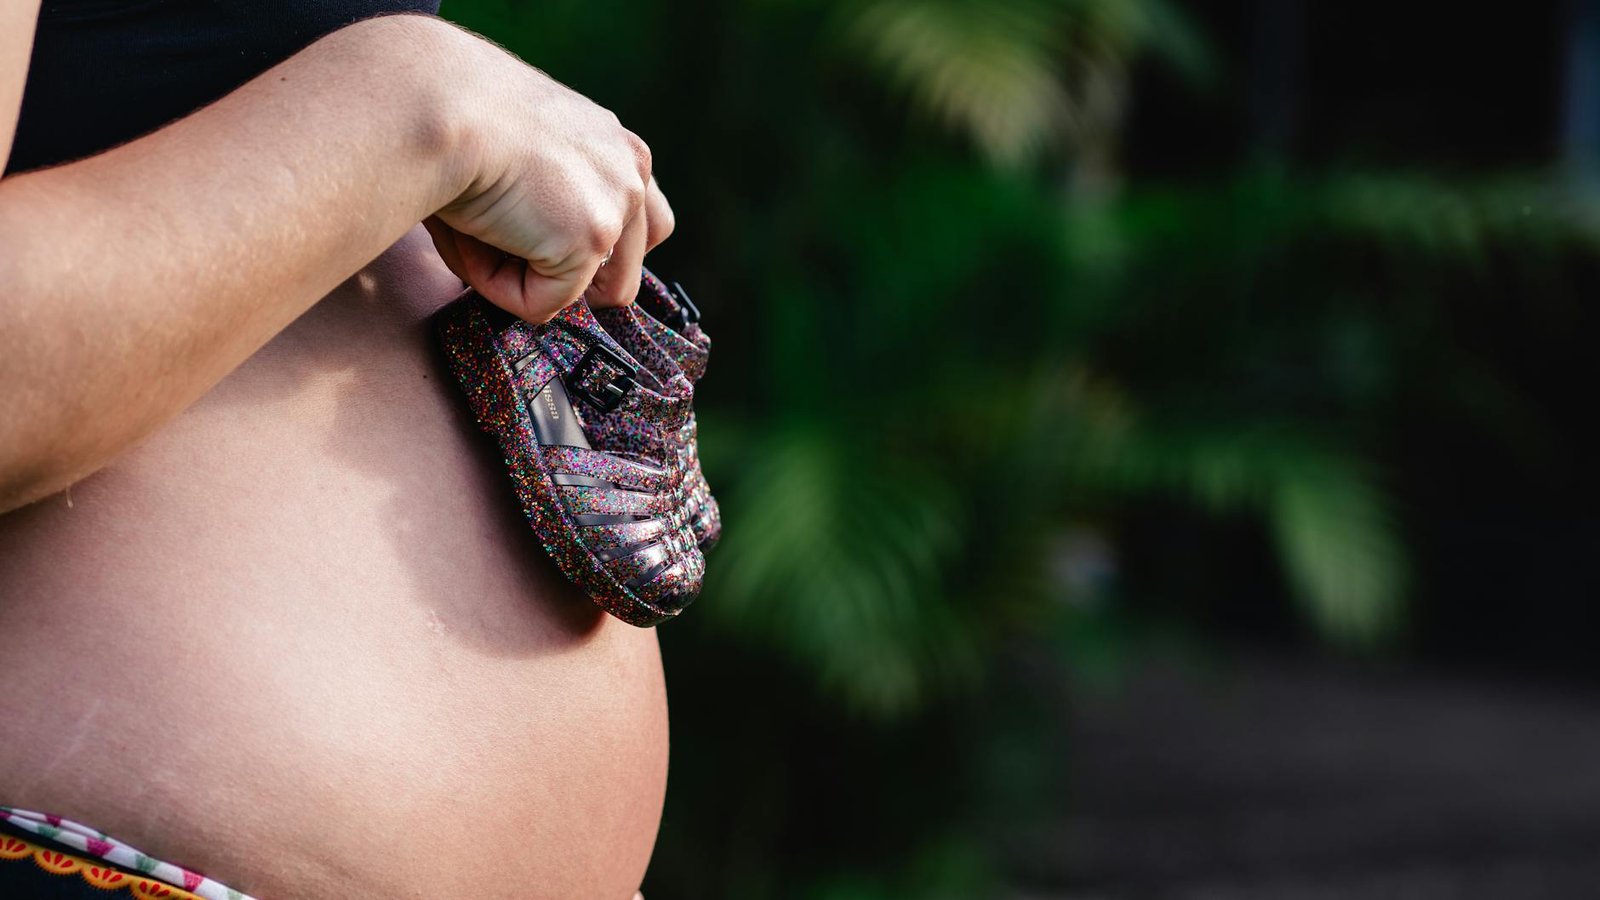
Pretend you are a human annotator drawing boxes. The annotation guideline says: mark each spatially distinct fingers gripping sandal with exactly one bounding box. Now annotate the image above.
[434,292,705,627]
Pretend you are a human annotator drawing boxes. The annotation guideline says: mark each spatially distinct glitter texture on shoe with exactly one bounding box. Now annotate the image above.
[433,281,716,627]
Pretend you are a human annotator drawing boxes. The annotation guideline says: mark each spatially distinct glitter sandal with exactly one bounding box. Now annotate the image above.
[592,269,721,550]
[434,292,705,626]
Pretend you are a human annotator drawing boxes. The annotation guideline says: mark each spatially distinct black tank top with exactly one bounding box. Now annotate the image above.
[7,0,440,174]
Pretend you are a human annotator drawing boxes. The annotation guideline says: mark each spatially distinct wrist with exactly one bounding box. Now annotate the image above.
[338,14,481,215]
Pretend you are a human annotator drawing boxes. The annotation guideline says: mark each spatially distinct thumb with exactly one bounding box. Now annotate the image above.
[439,227,600,323]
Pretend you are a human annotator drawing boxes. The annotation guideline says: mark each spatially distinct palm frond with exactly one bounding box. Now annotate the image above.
[1061,407,1408,646]
[1266,457,1406,645]
[842,0,1076,166]
[704,428,977,717]
[837,0,1214,167]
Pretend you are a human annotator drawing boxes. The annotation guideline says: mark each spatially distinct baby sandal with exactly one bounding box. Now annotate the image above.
[434,291,705,626]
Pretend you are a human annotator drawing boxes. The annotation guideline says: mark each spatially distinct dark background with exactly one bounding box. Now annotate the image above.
[444,1,1600,896]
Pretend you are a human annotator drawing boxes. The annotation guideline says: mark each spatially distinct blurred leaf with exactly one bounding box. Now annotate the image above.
[1067,413,1408,644]
[1122,0,1217,86]
[1267,457,1406,645]
[838,0,1214,166]
[706,427,978,717]
[842,0,1075,166]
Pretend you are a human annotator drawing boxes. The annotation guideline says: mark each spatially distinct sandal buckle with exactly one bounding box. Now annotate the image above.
[669,281,702,326]
[567,343,638,413]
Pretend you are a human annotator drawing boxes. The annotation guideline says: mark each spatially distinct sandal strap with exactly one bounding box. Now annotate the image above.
[539,446,668,492]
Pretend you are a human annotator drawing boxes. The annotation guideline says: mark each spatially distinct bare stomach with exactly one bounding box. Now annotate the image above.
[0,227,669,899]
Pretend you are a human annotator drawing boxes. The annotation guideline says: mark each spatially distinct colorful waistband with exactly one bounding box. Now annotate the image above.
[0,806,254,900]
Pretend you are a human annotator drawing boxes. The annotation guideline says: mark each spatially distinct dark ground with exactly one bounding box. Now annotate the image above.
[1013,654,1600,899]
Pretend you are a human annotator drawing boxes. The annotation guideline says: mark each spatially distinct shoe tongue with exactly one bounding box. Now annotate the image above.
[635,308,709,382]
[593,305,689,385]
[637,268,683,325]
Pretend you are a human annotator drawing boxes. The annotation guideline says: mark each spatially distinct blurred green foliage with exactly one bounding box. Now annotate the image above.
[443,0,1597,895]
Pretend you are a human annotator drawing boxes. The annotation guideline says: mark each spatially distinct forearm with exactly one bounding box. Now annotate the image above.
[0,0,39,165]
[0,13,473,511]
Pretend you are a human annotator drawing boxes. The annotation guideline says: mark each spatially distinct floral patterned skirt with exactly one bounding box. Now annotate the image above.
[0,807,253,900]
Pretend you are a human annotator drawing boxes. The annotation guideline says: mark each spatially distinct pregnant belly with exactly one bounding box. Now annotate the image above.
[0,228,669,899]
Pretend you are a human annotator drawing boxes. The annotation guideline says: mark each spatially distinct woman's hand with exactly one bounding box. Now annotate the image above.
[422,26,675,321]
[0,12,680,510]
